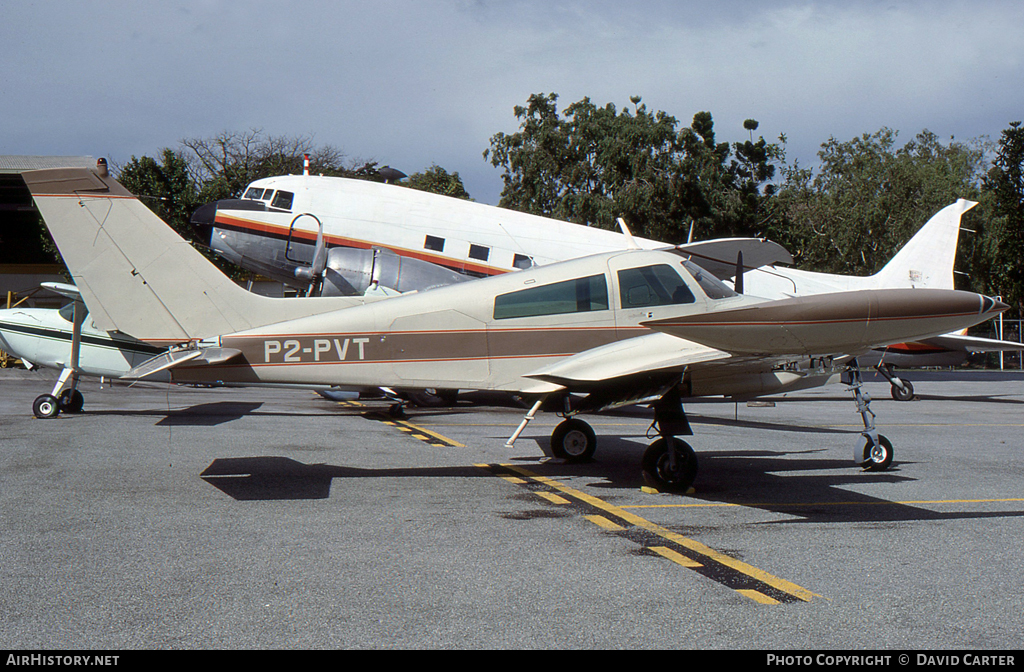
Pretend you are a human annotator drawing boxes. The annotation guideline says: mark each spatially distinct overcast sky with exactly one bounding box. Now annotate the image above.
[2,0,1021,205]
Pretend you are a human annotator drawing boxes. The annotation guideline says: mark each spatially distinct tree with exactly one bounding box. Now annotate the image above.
[485,93,781,243]
[979,121,1024,314]
[769,129,991,277]
[179,129,351,203]
[117,149,201,245]
[402,164,471,199]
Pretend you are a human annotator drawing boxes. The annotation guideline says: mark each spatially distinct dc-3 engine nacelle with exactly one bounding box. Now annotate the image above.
[313,247,468,297]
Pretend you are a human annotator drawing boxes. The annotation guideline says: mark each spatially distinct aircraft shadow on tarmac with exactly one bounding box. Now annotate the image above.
[200,457,490,500]
[155,401,265,426]
[200,442,1024,527]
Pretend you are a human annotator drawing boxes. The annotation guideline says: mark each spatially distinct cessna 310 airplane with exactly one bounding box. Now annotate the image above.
[22,164,1008,491]
[192,172,1022,400]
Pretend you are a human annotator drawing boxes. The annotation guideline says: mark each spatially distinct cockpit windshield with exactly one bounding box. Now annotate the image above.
[680,259,739,299]
[57,303,90,323]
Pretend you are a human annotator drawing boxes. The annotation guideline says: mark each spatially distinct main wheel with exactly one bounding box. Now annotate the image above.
[862,435,894,471]
[890,380,914,401]
[32,394,60,419]
[642,438,698,493]
[59,389,84,413]
[550,418,596,462]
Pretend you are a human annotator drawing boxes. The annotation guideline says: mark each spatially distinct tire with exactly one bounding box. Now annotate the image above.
[862,435,894,471]
[33,394,60,419]
[550,418,596,462]
[890,381,914,402]
[642,438,698,493]
[59,389,84,413]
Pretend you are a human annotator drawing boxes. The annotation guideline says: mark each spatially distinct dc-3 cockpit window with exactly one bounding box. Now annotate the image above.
[271,190,294,210]
[617,264,696,308]
[680,259,738,300]
[243,187,265,200]
[494,274,609,320]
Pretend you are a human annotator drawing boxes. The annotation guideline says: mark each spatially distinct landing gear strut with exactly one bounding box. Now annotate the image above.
[641,386,698,492]
[875,362,914,401]
[33,298,86,419]
[846,359,894,471]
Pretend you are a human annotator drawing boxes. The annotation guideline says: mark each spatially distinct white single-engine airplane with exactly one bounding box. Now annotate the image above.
[22,165,1007,491]
[193,174,1022,399]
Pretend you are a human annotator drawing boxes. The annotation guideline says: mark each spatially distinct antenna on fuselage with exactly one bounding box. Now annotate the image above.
[617,218,641,250]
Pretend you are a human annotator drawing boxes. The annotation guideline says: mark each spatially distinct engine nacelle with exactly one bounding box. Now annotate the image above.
[320,247,468,297]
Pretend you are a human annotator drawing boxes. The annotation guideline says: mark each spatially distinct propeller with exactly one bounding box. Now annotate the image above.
[292,213,327,295]
[734,250,744,294]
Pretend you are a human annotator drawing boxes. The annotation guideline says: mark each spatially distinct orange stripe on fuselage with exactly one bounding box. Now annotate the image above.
[213,212,509,277]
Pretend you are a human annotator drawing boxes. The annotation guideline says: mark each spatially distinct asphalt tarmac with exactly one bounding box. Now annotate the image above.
[1,368,1023,650]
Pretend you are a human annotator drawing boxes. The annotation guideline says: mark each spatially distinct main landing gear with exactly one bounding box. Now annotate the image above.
[505,386,699,493]
[33,367,85,419]
[505,362,898,492]
[33,297,87,419]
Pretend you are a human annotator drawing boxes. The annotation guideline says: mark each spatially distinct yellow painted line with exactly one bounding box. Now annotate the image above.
[501,476,528,485]
[395,421,466,447]
[585,515,624,531]
[650,546,702,568]
[536,491,570,505]
[624,498,1024,510]
[737,589,781,605]
[502,464,819,603]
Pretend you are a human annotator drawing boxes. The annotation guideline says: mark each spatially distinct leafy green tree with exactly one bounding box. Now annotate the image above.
[402,164,471,199]
[979,121,1024,313]
[117,149,201,245]
[485,93,781,243]
[769,128,990,277]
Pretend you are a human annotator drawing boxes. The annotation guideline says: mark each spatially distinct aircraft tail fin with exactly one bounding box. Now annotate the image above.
[22,165,366,344]
[870,199,977,290]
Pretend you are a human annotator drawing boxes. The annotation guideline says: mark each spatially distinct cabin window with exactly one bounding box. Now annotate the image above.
[469,244,490,262]
[494,274,609,320]
[513,254,533,270]
[617,264,695,308]
[244,187,265,200]
[681,260,738,300]
[424,235,445,252]
[271,190,294,210]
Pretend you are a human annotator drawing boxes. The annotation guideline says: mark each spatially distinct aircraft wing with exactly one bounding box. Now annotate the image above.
[918,332,1024,353]
[525,331,732,389]
[675,238,793,280]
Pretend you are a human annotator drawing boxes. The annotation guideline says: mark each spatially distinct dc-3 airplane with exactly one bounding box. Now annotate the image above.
[193,172,1023,400]
[20,164,1008,491]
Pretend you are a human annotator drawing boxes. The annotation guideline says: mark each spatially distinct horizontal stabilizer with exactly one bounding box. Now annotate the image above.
[921,332,1024,353]
[643,289,1007,356]
[123,347,243,380]
[40,282,82,301]
[676,238,793,280]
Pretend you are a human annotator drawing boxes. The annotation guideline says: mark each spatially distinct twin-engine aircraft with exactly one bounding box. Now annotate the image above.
[21,165,1007,491]
[194,174,1022,399]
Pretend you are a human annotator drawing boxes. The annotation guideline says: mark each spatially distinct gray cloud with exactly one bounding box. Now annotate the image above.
[2,1,1020,205]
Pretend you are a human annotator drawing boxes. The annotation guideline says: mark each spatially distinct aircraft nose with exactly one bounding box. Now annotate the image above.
[989,296,1010,314]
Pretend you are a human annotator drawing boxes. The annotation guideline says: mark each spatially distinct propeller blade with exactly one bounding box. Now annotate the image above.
[735,250,744,294]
